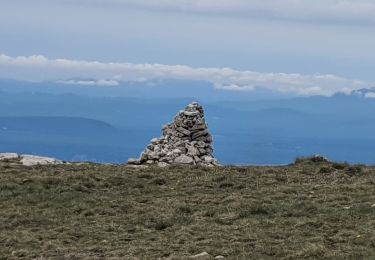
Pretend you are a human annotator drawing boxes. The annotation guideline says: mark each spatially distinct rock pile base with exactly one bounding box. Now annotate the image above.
[128,102,220,167]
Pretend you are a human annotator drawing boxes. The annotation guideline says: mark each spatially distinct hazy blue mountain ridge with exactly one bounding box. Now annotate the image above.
[1,80,375,164]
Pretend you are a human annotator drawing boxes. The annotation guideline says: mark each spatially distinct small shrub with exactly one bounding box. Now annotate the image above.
[171,215,193,225]
[137,173,153,179]
[294,155,329,164]
[203,208,216,217]
[235,184,246,189]
[176,205,194,215]
[319,167,333,174]
[154,218,173,230]
[219,182,234,188]
[150,178,167,185]
[213,176,227,182]
[283,201,318,217]
[1,164,11,169]
[238,204,270,218]
[133,183,144,189]
[332,162,349,170]
[346,165,365,175]
[82,210,95,217]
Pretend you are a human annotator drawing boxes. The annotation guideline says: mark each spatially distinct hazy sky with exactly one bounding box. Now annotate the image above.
[0,0,374,95]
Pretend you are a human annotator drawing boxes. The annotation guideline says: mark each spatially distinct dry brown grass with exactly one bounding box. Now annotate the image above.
[0,159,375,259]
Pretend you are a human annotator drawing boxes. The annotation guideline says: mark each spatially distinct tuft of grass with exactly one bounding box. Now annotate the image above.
[332,162,350,170]
[319,166,333,173]
[346,165,365,175]
[238,205,270,218]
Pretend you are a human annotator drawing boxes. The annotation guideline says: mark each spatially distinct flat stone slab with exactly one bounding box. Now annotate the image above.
[176,126,191,136]
[0,153,19,160]
[1,153,65,166]
[174,154,194,164]
[127,158,141,165]
[20,155,64,166]
[191,129,208,140]
[183,111,199,116]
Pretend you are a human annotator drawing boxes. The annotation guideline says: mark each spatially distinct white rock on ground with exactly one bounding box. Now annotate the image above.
[157,162,169,168]
[0,153,19,160]
[20,155,63,166]
[0,153,64,166]
[189,252,211,258]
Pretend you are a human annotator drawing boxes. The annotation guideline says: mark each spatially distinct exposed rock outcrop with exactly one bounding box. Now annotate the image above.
[0,153,64,166]
[0,153,19,160]
[128,102,220,167]
[20,155,64,166]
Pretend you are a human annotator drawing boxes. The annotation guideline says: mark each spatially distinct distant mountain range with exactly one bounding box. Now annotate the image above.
[0,116,114,134]
[350,87,375,98]
[0,116,149,163]
[1,79,375,165]
[0,78,299,101]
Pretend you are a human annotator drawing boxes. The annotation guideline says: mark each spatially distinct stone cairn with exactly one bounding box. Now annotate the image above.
[128,102,220,167]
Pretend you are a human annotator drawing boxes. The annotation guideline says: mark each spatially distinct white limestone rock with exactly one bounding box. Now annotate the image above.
[157,162,169,168]
[202,155,214,163]
[1,153,65,166]
[189,252,211,259]
[174,154,194,164]
[187,146,199,157]
[0,153,19,160]
[127,158,141,165]
[20,155,63,166]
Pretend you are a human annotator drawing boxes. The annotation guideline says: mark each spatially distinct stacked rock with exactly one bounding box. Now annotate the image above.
[128,102,220,167]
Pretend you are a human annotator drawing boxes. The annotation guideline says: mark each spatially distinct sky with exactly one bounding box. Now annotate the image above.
[0,0,375,96]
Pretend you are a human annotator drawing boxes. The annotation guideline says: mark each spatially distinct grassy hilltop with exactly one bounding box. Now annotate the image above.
[1,159,375,259]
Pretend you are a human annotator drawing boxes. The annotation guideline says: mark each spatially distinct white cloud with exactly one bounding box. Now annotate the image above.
[89,0,375,25]
[365,92,375,99]
[58,79,120,86]
[0,54,371,96]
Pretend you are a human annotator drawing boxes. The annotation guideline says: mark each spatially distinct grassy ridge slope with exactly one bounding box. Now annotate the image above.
[0,161,375,259]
